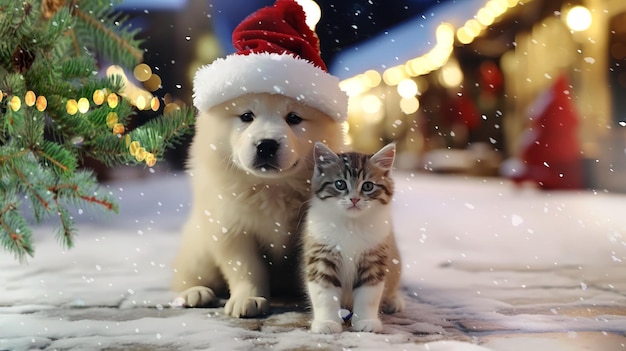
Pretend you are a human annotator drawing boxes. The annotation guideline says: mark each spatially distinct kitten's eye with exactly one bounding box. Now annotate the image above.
[286,112,303,125]
[334,180,347,191]
[240,111,254,122]
[362,181,374,192]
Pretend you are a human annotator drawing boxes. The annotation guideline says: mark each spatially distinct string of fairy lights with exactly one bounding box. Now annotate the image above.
[0,63,181,168]
[338,0,535,118]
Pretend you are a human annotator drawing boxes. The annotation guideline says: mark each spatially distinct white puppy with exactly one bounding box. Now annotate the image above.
[171,92,344,317]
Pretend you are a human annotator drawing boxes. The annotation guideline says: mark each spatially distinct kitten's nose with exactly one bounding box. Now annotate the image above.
[350,198,360,205]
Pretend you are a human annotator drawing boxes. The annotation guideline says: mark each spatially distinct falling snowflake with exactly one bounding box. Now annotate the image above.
[511,214,523,226]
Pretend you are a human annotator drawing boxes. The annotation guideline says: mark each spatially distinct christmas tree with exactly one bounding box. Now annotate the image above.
[0,0,195,261]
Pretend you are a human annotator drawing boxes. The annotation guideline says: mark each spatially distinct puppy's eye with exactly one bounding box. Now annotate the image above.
[334,179,347,191]
[286,112,302,125]
[361,181,374,192]
[240,111,254,122]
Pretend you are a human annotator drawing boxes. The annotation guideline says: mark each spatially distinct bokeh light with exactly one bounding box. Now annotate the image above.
[93,89,105,105]
[10,96,21,112]
[566,6,592,32]
[397,79,418,98]
[25,91,36,106]
[133,63,152,82]
[77,97,90,113]
[35,96,47,111]
[107,93,119,108]
[106,112,118,128]
[66,99,78,115]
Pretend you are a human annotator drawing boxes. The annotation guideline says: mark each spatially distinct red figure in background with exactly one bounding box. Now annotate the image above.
[510,74,584,189]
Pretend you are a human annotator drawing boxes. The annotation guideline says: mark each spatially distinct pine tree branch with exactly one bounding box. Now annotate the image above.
[0,219,24,251]
[0,149,28,163]
[0,0,192,260]
[52,195,73,248]
[0,202,34,261]
[49,183,116,212]
[35,150,70,173]
[72,7,143,64]
[12,165,51,212]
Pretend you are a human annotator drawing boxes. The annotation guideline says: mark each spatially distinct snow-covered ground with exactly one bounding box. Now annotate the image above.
[1,170,625,350]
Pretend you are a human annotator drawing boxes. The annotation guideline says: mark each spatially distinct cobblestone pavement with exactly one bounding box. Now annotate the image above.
[1,173,625,350]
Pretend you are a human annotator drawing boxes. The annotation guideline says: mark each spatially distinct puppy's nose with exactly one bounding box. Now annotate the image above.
[256,139,279,161]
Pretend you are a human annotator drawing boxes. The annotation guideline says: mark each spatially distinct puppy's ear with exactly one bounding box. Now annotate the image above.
[313,141,340,167]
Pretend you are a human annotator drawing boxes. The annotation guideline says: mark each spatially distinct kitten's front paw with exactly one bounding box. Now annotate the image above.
[224,296,269,318]
[381,294,405,314]
[311,320,343,334]
[351,318,383,333]
[175,286,218,308]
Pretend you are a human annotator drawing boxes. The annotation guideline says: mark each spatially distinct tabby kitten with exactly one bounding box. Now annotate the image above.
[302,142,405,334]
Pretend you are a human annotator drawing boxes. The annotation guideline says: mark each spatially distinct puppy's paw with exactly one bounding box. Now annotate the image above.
[224,296,269,318]
[311,320,342,334]
[380,294,405,314]
[351,318,383,333]
[175,286,218,308]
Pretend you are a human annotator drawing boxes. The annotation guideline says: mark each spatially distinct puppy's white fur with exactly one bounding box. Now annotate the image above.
[172,93,343,317]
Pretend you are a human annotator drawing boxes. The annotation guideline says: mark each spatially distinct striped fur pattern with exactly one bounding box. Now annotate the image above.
[302,142,404,334]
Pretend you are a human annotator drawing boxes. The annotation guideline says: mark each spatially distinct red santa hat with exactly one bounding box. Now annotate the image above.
[193,0,347,122]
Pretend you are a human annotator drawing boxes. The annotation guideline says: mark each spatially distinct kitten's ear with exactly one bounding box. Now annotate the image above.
[314,141,340,166]
[371,143,396,171]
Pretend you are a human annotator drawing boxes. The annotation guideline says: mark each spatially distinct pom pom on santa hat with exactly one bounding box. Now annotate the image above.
[193,0,347,122]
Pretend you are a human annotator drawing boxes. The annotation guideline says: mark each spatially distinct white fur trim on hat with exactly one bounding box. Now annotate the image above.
[193,52,347,122]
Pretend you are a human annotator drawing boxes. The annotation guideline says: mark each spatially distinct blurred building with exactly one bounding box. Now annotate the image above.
[117,0,626,191]
[335,0,626,191]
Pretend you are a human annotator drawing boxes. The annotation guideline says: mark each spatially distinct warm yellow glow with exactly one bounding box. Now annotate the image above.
[145,152,156,167]
[295,0,321,30]
[439,59,463,88]
[457,27,474,44]
[77,97,90,113]
[400,97,420,114]
[338,0,528,96]
[382,66,407,86]
[164,102,181,115]
[464,19,483,37]
[426,45,452,69]
[136,95,147,110]
[506,0,519,8]
[144,73,162,92]
[113,123,125,135]
[35,96,47,111]
[566,6,592,32]
[106,112,118,128]
[408,57,428,76]
[25,91,36,106]
[66,99,78,115]
[129,141,140,156]
[361,94,382,114]
[107,93,119,108]
[487,0,507,17]
[362,70,382,87]
[133,63,152,82]
[477,7,495,26]
[436,23,455,47]
[135,147,147,161]
[107,65,155,109]
[397,78,418,98]
[93,89,105,105]
[339,77,366,97]
[10,96,21,111]
[150,97,160,111]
